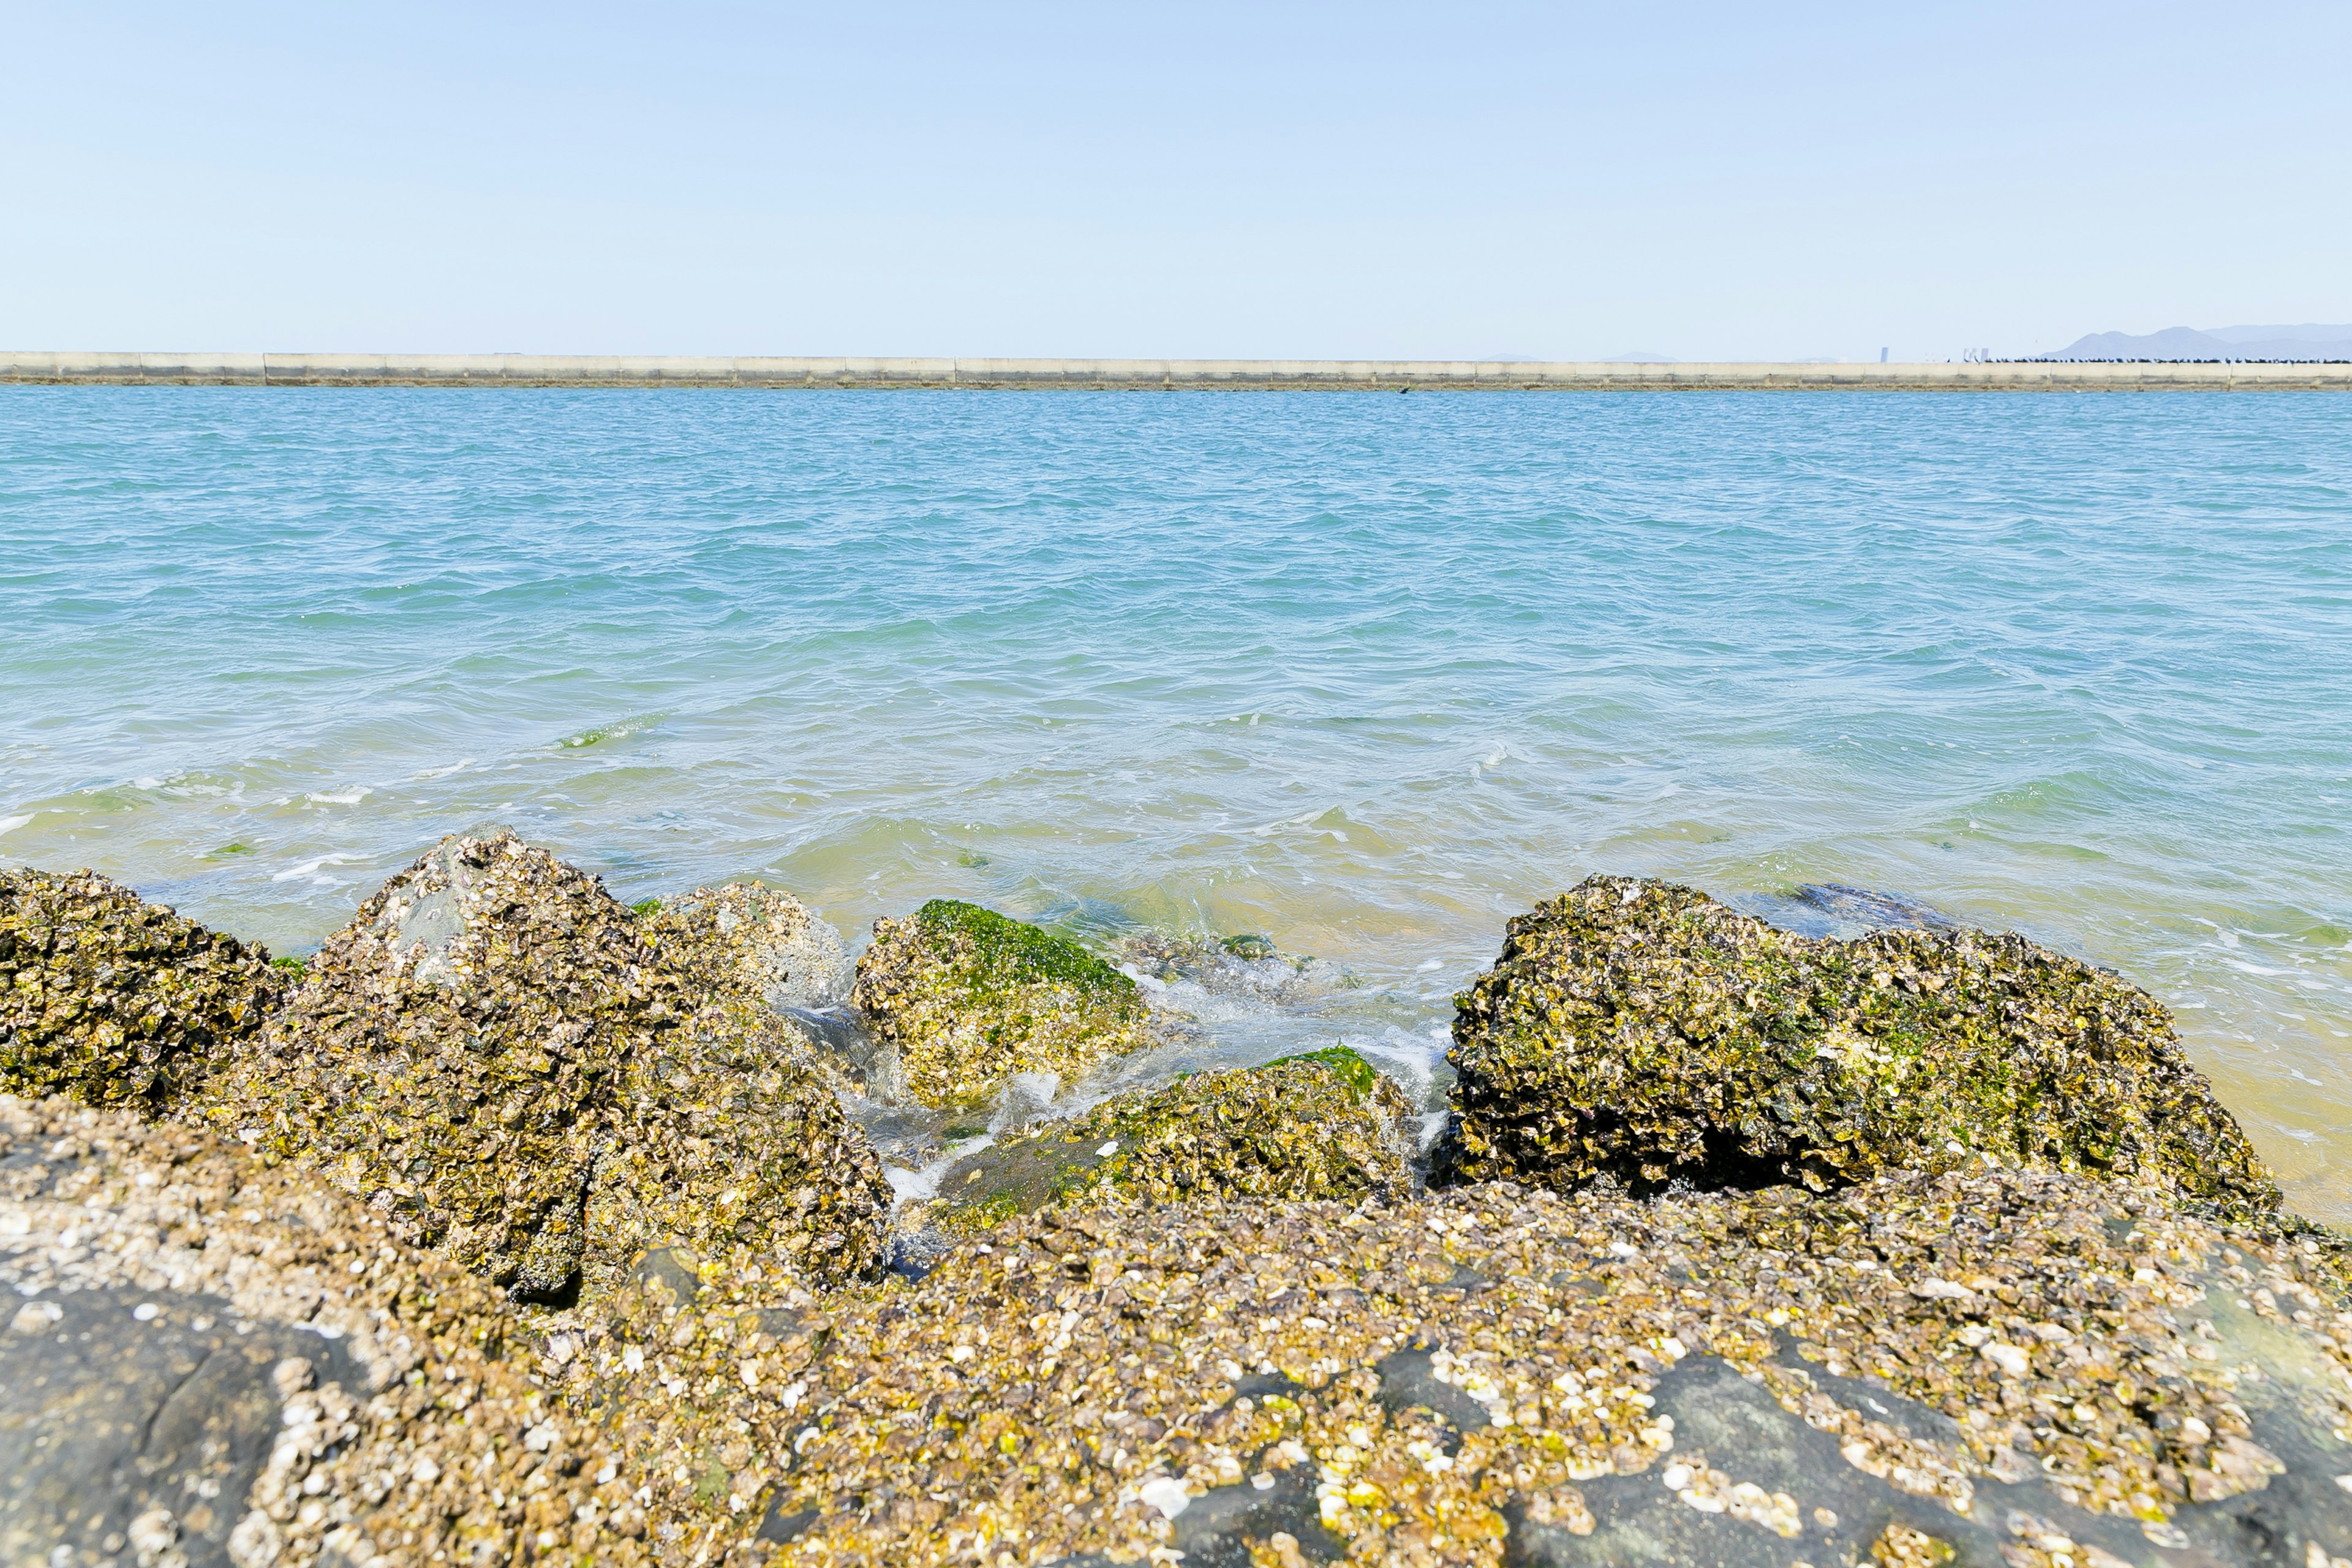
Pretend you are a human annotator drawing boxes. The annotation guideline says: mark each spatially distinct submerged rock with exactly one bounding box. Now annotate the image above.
[620,1165,2352,1567]
[929,1045,1417,1228]
[0,867,288,1109]
[1115,929,1349,1006]
[203,832,892,1303]
[851,899,1153,1108]
[1441,876,2280,1212]
[641,881,854,1011]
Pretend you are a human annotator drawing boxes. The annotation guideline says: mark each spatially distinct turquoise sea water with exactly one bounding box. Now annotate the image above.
[3,388,2348,1217]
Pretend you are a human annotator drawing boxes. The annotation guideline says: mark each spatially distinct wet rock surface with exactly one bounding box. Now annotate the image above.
[202,833,891,1303]
[1115,932,1352,1009]
[851,899,1154,1109]
[1442,876,2278,1212]
[928,1046,1417,1230]
[1,868,288,1109]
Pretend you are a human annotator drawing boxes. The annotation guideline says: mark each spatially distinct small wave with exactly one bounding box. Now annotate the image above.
[304,786,372,805]
[271,853,358,884]
[557,715,659,750]
[410,758,475,780]
[0,813,32,837]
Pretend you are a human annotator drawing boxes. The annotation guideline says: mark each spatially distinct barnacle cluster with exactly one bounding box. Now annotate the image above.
[0,1093,675,1568]
[201,834,892,1303]
[1,867,288,1108]
[929,1046,1419,1229]
[642,883,853,1011]
[1443,876,2278,1212]
[654,1167,2351,1567]
[851,899,1153,1108]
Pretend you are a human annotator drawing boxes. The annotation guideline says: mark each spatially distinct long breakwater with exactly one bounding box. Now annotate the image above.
[6,350,2352,390]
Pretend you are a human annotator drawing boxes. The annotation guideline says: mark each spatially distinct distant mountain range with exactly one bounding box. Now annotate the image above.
[2041,324,2352,361]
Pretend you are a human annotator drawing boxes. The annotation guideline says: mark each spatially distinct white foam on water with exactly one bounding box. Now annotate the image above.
[271,854,357,884]
[410,759,475,780]
[881,1133,996,1212]
[0,813,31,837]
[304,786,372,805]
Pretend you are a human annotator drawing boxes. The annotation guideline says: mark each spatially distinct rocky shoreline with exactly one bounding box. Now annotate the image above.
[5,835,2350,1567]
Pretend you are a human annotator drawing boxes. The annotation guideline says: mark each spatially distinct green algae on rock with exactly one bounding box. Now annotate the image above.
[641,881,853,1012]
[1,867,288,1109]
[851,899,1152,1108]
[1442,876,2280,1213]
[203,832,892,1303]
[929,1045,1418,1229]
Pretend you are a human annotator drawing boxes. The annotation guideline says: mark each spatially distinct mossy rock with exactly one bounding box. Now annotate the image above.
[639,881,852,1011]
[851,899,1151,1108]
[1439,875,2280,1213]
[1,868,288,1109]
[202,833,893,1302]
[930,1045,1415,1228]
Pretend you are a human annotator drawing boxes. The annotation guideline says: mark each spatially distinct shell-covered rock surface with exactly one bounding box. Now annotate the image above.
[1441,876,2280,1213]
[584,998,893,1307]
[926,1046,1419,1230]
[1,867,289,1109]
[558,1164,2352,1568]
[0,1093,692,1568]
[13,1016,2352,1566]
[201,833,892,1303]
[851,899,1154,1109]
[641,882,854,1012]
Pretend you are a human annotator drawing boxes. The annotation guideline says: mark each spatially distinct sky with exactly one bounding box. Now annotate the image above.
[4,2,2348,361]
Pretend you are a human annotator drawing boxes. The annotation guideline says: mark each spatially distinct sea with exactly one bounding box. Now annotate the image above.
[2,387,2346,1219]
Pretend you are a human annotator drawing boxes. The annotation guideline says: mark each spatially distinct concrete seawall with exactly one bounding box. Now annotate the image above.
[4,352,2350,391]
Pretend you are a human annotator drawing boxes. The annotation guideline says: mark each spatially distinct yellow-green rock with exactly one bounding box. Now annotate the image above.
[1442,875,2279,1212]
[1,867,287,1109]
[639,881,851,1011]
[931,1046,1415,1228]
[204,832,892,1302]
[851,899,1152,1108]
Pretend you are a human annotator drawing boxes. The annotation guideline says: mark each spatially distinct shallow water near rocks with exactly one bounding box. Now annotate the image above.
[2,388,2347,1219]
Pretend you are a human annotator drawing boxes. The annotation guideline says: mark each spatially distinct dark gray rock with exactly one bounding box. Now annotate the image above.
[1,1286,361,1568]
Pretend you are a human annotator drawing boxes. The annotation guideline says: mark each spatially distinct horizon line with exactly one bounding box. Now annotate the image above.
[6,351,2351,392]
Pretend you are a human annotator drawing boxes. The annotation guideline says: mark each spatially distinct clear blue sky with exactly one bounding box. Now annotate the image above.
[6,2,2346,360]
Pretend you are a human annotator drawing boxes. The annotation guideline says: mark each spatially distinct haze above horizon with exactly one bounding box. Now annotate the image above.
[5,3,2347,363]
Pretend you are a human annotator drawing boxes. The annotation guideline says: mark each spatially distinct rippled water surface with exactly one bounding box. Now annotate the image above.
[4,388,2348,1216]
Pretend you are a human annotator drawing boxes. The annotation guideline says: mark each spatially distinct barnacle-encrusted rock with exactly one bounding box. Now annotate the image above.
[1,867,287,1109]
[851,899,1152,1107]
[17,1090,2351,1568]
[931,1046,1417,1227]
[203,832,891,1302]
[641,881,853,1011]
[0,1093,684,1568]
[1441,876,2280,1211]
[554,1164,2352,1567]
[584,1000,892,1304]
